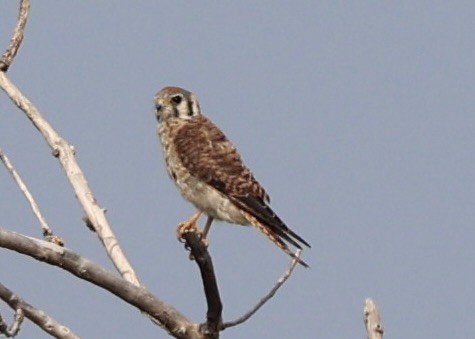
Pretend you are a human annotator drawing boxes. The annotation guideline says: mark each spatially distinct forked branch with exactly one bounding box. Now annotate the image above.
[0,0,140,286]
[181,229,302,336]
[0,282,78,338]
[0,228,204,339]
[0,147,63,244]
[0,71,141,287]
[0,307,23,338]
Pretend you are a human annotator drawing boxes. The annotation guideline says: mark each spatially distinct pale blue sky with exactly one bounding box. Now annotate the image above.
[1,2,474,338]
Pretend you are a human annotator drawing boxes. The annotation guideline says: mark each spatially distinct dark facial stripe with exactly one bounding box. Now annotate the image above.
[173,107,179,118]
[187,99,194,116]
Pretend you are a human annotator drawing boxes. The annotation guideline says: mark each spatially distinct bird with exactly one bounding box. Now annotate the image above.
[154,86,310,267]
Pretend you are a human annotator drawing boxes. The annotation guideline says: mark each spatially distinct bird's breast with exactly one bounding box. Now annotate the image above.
[179,176,249,225]
[157,120,249,226]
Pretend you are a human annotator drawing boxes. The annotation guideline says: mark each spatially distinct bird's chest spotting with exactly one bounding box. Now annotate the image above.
[158,122,188,185]
[158,123,248,225]
[159,122,205,201]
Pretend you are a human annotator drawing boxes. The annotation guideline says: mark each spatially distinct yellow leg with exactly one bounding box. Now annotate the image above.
[176,210,203,240]
[202,216,214,239]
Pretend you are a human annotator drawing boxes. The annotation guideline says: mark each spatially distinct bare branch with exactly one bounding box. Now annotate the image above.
[364,298,384,339]
[0,147,63,244]
[182,232,222,338]
[0,282,78,338]
[0,227,205,339]
[0,307,24,338]
[222,250,301,329]
[0,71,140,286]
[0,0,30,72]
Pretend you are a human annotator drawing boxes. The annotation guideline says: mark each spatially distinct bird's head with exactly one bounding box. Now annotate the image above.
[154,86,201,123]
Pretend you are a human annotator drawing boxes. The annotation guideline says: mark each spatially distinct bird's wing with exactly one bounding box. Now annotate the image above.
[174,115,311,255]
[174,115,269,202]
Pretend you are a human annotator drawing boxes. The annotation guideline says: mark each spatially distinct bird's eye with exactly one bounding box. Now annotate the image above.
[171,95,183,104]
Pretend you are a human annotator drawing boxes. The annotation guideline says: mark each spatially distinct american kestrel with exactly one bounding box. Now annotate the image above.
[155,86,310,266]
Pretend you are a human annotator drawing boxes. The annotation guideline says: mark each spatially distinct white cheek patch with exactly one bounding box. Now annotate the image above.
[176,101,190,118]
[189,94,201,117]
[177,97,201,120]
[191,100,200,116]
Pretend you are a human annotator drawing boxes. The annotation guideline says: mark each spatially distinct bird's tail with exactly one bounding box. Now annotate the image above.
[241,210,309,268]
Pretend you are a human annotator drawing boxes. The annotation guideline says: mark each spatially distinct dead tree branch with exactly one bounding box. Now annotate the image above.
[0,147,63,244]
[0,227,205,339]
[0,306,23,338]
[0,0,140,285]
[364,298,384,339]
[182,232,222,338]
[222,250,301,330]
[0,71,141,287]
[0,282,78,338]
[0,0,30,72]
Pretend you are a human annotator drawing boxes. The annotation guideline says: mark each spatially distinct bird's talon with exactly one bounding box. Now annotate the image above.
[176,221,199,241]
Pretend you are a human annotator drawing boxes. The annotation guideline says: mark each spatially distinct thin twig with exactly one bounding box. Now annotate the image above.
[0,147,63,244]
[364,298,384,339]
[0,0,30,72]
[221,250,302,329]
[183,232,222,338]
[0,71,141,287]
[0,282,78,338]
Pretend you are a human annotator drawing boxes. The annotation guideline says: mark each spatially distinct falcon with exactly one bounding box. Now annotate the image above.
[154,86,310,266]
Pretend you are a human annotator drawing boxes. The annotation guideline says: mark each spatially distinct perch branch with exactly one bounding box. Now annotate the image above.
[0,147,63,244]
[182,232,222,338]
[0,227,205,339]
[221,250,301,329]
[0,282,78,338]
[0,0,30,72]
[0,71,140,287]
[364,298,384,339]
